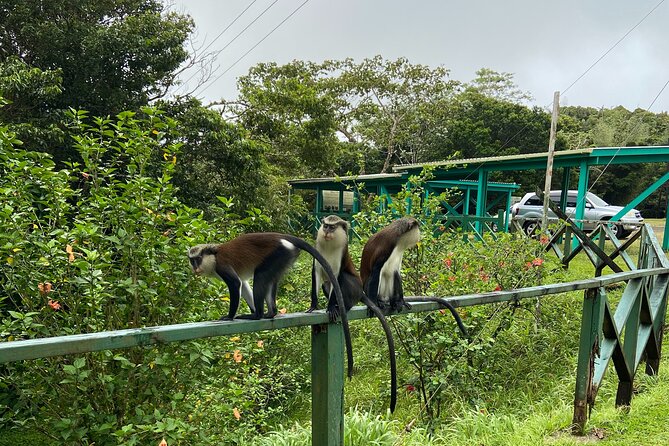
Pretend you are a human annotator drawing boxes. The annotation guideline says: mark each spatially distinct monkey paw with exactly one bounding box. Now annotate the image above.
[326,307,340,322]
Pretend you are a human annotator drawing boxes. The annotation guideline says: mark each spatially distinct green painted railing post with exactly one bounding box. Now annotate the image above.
[617,284,641,407]
[312,323,344,446]
[573,287,604,434]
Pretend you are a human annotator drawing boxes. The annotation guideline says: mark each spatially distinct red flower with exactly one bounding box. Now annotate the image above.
[443,258,453,268]
[406,384,416,392]
[448,276,456,282]
[532,257,544,267]
[47,299,61,311]
[494,284,502,291]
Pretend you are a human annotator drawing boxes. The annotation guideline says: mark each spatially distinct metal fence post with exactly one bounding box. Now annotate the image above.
[573,287,604,434]
[312,323,345,446]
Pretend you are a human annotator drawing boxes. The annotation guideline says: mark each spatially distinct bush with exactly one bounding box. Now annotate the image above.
[0,109,305,445]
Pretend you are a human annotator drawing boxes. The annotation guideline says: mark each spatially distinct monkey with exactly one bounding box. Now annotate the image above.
[360,216,422,313]
[360,217,468,337]
[308,215,398,412]
[188,232,354,377]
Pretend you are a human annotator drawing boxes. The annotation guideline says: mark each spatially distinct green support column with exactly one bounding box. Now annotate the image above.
[573,287,605,434]
[504,191,512,232]
[312,324,345,446]
[315,187,324,232]
[664,193,669,251]
[464,188,471,215]
[575,161,589,226]
[475,170,489,234]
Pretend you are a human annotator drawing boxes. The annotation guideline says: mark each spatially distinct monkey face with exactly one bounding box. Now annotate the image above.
[319,215,349,242]
[188,247,204,274]
[397,218,421,250]
[188,245,216,276]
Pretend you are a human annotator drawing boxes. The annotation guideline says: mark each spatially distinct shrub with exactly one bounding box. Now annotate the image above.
[0,108,302,445]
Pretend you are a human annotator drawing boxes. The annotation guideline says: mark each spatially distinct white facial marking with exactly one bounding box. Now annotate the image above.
[198,253,218,277]
[315,224,347,280]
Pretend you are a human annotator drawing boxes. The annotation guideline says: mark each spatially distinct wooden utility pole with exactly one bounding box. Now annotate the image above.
[542,91,560,231]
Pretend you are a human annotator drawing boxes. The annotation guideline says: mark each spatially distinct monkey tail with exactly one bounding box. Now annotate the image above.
[283,235,355,379]
[361,295,397,413]
[405,297,469,338]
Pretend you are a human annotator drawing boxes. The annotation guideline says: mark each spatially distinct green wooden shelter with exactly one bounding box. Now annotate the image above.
[289,145,669,248]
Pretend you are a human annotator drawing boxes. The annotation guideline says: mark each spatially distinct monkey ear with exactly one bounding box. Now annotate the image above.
[343,221,350,232]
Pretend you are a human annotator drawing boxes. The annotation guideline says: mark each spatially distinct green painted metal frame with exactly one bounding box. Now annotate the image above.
[571,224,669,433]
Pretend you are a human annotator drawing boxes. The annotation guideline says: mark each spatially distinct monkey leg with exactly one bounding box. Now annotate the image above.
[263,282,278,318]
[251,245,297,319]
[220,275,243,321]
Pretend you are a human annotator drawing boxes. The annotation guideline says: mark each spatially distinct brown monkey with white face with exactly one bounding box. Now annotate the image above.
[188,232,354,377]
[360,217,469,336]
[309,215,398,412]
[360,217,421,312]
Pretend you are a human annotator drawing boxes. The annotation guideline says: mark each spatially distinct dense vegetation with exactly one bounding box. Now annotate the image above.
[1,1,669,444]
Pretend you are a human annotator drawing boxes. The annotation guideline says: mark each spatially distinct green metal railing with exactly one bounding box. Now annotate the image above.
[1,227,668,443]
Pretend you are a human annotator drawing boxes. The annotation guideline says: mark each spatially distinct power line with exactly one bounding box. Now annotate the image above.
[497,0,665,153]
[560,0,666,98]
[175,0,279,92]
[195,0,312,98]
[587,76,669,192]
[201,0,262,56]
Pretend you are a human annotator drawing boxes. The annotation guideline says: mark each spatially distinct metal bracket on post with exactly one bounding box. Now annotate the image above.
[312,323,345,446]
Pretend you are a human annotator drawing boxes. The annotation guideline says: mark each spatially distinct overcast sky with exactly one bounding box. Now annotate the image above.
[169,0,669,112]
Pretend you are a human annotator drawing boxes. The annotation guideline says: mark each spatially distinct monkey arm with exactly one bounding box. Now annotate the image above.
[216,267,242,321]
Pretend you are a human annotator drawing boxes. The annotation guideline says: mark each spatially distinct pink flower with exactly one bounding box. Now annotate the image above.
[532,257,544,267]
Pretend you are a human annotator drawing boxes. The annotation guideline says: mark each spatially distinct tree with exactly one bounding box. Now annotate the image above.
[0,0,193,157]
[232,56,459,176]
[0,57,65,151]
[157,97,272,217]
[336,56,458,172]
[234,60,345,177]
[561,105,669,205]
[470,68,533,104]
